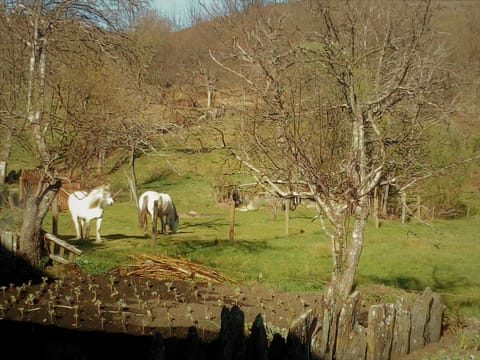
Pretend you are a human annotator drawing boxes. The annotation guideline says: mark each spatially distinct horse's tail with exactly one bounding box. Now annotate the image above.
[173,202,179,221]
[139,195,148,229]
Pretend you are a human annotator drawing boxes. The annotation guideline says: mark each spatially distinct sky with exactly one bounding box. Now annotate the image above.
[151,0,216,19]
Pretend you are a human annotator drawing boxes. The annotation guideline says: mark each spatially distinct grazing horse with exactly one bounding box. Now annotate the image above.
[138,191,179,235]
[68,185,114,243]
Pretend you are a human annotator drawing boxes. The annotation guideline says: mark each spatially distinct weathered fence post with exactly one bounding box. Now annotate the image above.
[51,195,58,235]
[288,307,315,359]
[367,303,395,360]
[284,198,290,236]
[287,287,443,360]
[410,287,443,352]
[149,331,166,360]
[391,299,411,358]
[336,291,366,359]
[246,314,268,360]
[219,305,245,360]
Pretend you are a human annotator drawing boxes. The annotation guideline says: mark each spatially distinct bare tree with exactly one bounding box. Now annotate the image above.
[211,0,464,296]
[1,0,149,265]
[0,3,30,184]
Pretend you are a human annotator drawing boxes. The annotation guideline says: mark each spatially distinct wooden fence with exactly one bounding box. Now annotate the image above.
[43,232,82,264]
[19,169,81,211]
[189,288,443,360]
[287,287,442,360]
[0,230,18,268]
[149,287,443,359]
[184,287,442,360]
[0,230,81,267]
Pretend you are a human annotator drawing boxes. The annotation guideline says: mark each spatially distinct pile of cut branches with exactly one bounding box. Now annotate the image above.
[109,254,235,284]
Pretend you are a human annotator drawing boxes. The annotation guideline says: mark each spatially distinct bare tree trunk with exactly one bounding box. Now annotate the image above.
[19,2,57,266]
[127,148,139,206]
[336,203,368,296]
[19,181,60,265]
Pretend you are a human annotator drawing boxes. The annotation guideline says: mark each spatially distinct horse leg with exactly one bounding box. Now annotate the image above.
[95,218,103,243]
[72,216,82,240]
[160,216,167,234]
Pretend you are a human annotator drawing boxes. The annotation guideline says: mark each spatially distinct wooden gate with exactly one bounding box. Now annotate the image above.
[19,169,81,210]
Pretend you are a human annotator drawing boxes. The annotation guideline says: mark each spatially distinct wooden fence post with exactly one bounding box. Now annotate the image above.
[284,198,290,236]
[219,305,245,359]
[51,195,58,236]
[229,197,235,241]
[246,314,268,360]
[401,192,407,224]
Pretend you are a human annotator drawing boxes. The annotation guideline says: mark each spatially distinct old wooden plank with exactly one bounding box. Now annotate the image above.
[219,305,245,360]
[425,291,443,344]
[310,291,339,360]
[410,287,433,352]
[49,253,70,264]
[336,291,361,359]
[367,303,395,360]
[246,314,268,360]
[349,324,367,360]
[1,231,18,254]
[391,299,411,359]
[58,246,66,259]
[44,233,82,255]
[287,307,315,359]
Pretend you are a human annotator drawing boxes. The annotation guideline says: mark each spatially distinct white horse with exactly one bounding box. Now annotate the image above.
[138,191,179,235]
[68,185,114,243]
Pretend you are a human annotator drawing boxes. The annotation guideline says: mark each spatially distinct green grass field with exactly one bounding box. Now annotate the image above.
[37,150,480,318]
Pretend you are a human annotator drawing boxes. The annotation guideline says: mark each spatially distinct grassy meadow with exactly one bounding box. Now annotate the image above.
[33,149,480,318]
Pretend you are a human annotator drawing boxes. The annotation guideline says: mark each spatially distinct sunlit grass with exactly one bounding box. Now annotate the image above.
[36,148,480,317]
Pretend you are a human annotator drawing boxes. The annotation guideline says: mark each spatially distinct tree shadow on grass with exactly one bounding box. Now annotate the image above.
[366,275,426,292]
[367,265,472,294]
[169,237,272,257]
[180,218,229,230]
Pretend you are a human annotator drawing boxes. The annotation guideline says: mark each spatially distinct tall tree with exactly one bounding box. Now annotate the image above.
[211,0,464,296]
